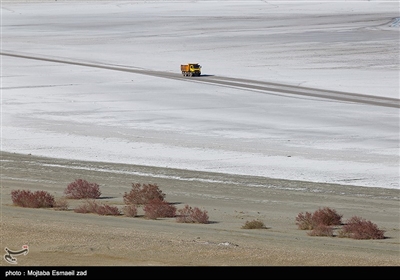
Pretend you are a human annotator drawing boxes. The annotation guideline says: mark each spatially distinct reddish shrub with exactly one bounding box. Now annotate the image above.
[296,207,342,230]
[312,207,342,226]
[143,199,176,220]
[295,211,314,230]
[123,183,165,205]
[176,205,209,224]
[74,200,120,216]
[74,199,98,213]
[308,224,334,237]
[11,189,55,208]
[64,179,101,199]
[96,204,121,216]
[123,204,138,217]
[338,216,385,240]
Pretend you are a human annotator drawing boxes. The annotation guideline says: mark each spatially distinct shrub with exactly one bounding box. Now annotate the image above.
[74,199,99,213]
[312,207,342,226]
[143,198,176,220]
[96,204,121,216]
[241,219,265,229]
[64,179,101,199]
[123,204,138,217]
[296,207,342,230]
[54,197,69,210]
[123,183,165,205]
[176,205,209,224]
[308,224,334,237]
[11,189,55,208]
[295,211,314,230]
[338,216,385,240]
[74,200,120,216]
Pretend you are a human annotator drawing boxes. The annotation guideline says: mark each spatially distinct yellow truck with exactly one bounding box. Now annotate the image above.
[181,63,201,77]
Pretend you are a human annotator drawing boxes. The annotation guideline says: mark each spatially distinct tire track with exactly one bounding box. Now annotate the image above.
[2,51,399,108]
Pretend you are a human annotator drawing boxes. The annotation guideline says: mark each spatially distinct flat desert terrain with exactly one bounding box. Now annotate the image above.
[1,0,399,269]
[1,152,399,266]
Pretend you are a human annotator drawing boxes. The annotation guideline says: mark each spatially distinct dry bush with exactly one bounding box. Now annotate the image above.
[64,179,101,199]
[176,205,209,224]
[74,200,120,216]
[296,207,342,230]
[241,219,265,229]
[96,204,121,216]
[308,224,334,237]
[54,197,69,210]
[295,211,314,230]
[74,199,98,213]
[143,198,176,220]
[123,183,165,205]
[11,189,55,208]
[338,216,385,240]
[312,207,342,226]
[123,204,138,217]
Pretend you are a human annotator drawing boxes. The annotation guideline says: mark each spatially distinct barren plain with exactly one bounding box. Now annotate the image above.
[1,0,399,268]
[1,152,399,266]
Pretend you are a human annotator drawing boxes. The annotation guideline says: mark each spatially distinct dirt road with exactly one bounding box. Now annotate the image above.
[2,51,398,108]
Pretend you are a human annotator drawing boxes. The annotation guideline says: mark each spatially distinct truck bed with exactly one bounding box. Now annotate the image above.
[181,65,190,72]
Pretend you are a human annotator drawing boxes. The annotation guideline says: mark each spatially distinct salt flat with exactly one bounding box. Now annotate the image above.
[1,0,399,189]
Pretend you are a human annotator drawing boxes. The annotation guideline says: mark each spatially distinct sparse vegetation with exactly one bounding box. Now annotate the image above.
[143,198,176,220]
[295,211,314,230]
[10,177,389,245]
[11,182,386,242]
[296,207,342,230]
[241,219,265,229]
[308,224,334,237]
[123,204,138,217]
[74,199,120,216]
[11,189,55,208]
[338,216,385,240]
[123,183,165,205]
[296,207,385,240]
[54,197,69,210]
[64,179,101,199]
[312,207,343,226]
[176,204,209,224]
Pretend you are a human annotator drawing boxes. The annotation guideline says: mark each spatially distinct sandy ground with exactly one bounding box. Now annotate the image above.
[1,152,399,267]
